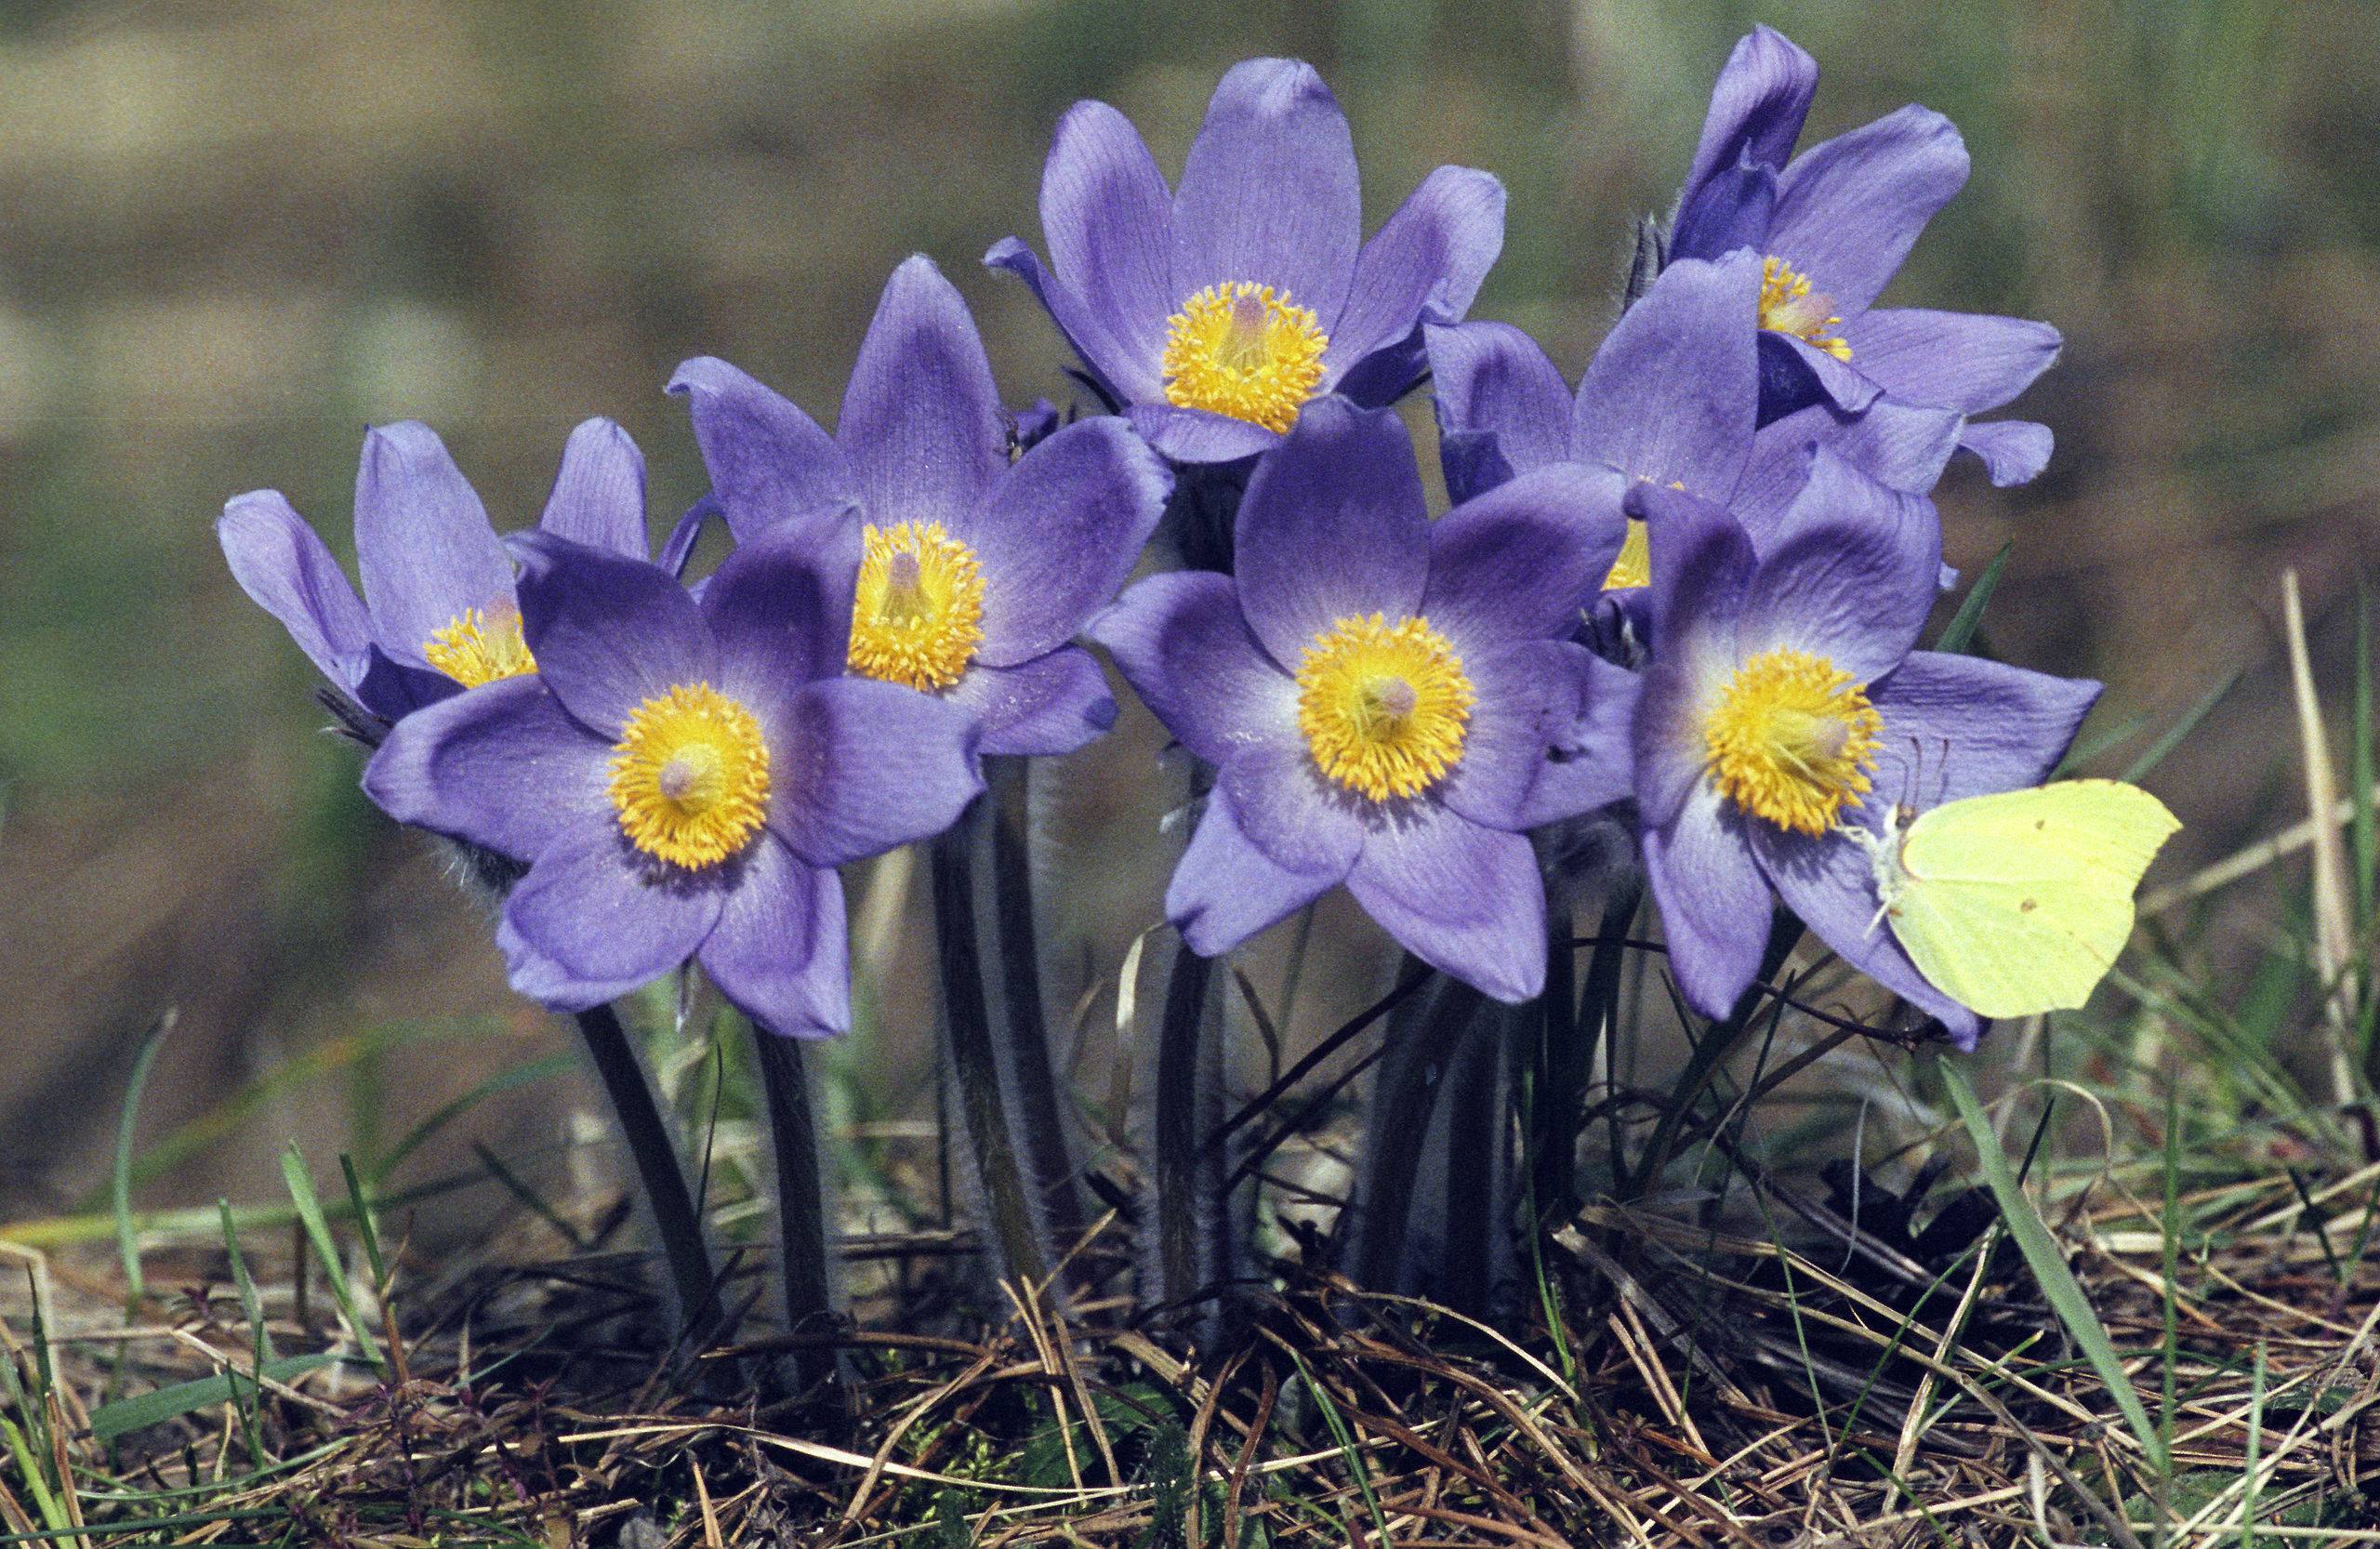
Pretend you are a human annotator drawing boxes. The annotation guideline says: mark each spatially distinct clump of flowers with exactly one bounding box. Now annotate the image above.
[218,32,2135,1361]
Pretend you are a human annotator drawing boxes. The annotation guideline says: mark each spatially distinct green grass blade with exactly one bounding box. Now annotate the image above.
[1938,1060,2168,1475]
[218,1201,274,1364]
[2242,1338,2266,1549]
[112,1009,175,1308]
[1936,542,2011,654]
[279,1145,386,1376]
[0,1418,63,1533]
[1289,1352,1388,1547]
[337,1155,388,1294]
[86,1354,337,1445]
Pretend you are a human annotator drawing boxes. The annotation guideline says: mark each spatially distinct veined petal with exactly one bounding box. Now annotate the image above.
[1421,463,1626,652]
[1668,158,1778,265]
[1424,320,1573,499]
[698,833,852,1039]
[1865,652,2100,807]
[500,815,723,1012]
[1574,251,1764,494]
[1641,781,1773,1021]
[1839,308,2060,416]
[1736,449,1940,682]
[668,356,854,541]
[362,674,610,862]
[1218,738,1368,880]
[1437,639,1633,833]
[1632,484,1756,826]
[704,517,862,742]
[218,490,372,692]
[1769,104,1969,315]
[1089,570,1297,766]
[1684,25,1818,198]
[1736,398,1963,530]
[983,238,1152,405]
[769,676,984,867]
[538,417,650,559]
[1750,820,1980,1047]
[953,648,1117,758]
[1124,402,1280,465]
[1957,418,2055,486]
[1168,781,1342,958]
[1325,165,1505,370]
[839,256,1009,527]
[1170,59,1360,324]
[1762,330,1882,419]
[1040,99,1176,392]
[965,417,1171,667]
[1346,804,1545,1003]
[353,421,514,669]
[511,532,717,738]
[1234,398,1429,667]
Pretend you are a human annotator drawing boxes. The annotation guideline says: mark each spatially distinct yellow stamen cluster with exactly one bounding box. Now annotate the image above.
[1295,614,1474,801]
[847,521,987,692]
[1604,518,1652,590]
[607,683,772,870]
[424,605,536,688]
[1160,281,1329,433]
[1703,647,1884,836]
[1758,256,1852,362]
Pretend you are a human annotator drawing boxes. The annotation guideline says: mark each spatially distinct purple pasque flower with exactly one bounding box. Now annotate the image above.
[219,418,655,726]
[1630,451,2098,1048]
[668,257,1172,758]
[363,524,984,1038]
[1667,25,2060,485]
[985,58,1504,466]
[1427,252,1961,658]
[1091,398,1637,1002]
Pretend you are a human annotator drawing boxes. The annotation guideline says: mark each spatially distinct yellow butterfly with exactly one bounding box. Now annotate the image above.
[1851,779,2181,1018]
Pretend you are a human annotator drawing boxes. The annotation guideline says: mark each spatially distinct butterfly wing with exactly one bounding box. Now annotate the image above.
[1889,780,2180,1018]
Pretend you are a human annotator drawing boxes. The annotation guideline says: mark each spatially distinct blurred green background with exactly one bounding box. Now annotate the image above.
[0,0,2367,1225]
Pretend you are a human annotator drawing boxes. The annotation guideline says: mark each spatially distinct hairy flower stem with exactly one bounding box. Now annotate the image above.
[1536,876,1643,1218]
[1149,933,1230,1335]
[1435,1000,1520,1316]
[571,1004,725,1343]
[751,1025,840,1401]
[1624,911,1805,1201]
[928,807,1053,1296]
[985,757,1087,1262]
[1344,963,1488,1293]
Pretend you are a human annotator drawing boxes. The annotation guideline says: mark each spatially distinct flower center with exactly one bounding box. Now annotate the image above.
[1758,257,1852,362]
[1702,646,1884,836]
[607,682,772,869]
[1160,281,1329,433]
[1296,613,1474,801]
[1604,518,1651,590]
[423,605,536,687]
[847,520,986,692]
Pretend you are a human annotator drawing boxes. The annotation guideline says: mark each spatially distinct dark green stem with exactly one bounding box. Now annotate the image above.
[928,809,1051,1292]
[1344,966,1488,1292]
[752,1026,840,1399]
[571,1004,724,1342]
[1151,935,1222,1324]
[986,757,1087,1259]
[1538,876,1641,1218]
[1436,1002,1518,1316]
